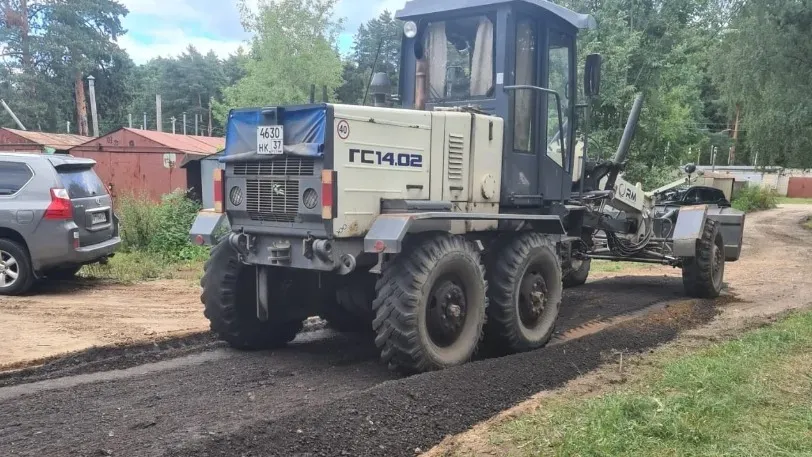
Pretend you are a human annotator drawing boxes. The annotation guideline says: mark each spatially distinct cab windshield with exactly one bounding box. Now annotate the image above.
[422,15,496,101]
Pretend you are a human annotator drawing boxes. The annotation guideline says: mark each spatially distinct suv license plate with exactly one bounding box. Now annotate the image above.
[92,213,108,224]
[257,126,284,155]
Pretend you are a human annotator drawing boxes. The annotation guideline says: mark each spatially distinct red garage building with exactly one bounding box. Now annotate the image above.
[0,127,92,154]
[69,128,224,202]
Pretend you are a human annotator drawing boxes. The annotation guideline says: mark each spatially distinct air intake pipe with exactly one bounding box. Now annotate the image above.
[605,93,644,191]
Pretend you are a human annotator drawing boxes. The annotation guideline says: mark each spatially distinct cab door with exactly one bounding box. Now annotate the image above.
[542,28,575,202]
[507,18,575,205]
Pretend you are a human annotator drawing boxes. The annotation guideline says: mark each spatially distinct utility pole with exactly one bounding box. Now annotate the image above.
[75,75,89,136]
[171,116,176,134]
[183,112,187,135]
[143,112,147,130]
[67,121,71,133]
[87,75,99,137]
[195,113,199,136]
[0,99,25,130]
[156,94,163,132]
[730,104,740,165]
[208,98,213,136]
[128,113,133,128]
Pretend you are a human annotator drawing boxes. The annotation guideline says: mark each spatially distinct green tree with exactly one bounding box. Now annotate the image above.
[559,0,732,187]
[130,46,229,134]
[338,10,402,104]
[712,0,812,168]
[0,0,130,134]
[216,0,343,119]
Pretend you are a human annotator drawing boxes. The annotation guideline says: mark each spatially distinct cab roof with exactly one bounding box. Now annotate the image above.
[396,0,597,30]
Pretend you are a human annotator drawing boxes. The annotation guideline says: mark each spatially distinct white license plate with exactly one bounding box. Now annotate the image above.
[92,212,107,224]
[257,126,284,155]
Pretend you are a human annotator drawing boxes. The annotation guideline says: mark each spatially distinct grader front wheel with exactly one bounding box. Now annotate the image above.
[372,235,487,374]
[682,219,725,298]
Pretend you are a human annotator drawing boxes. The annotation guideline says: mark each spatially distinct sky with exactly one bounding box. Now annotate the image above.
[117,0,407,64]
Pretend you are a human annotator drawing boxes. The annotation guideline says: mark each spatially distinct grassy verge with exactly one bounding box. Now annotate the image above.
[80,251,206,283]
[459,311,812,457]
[804,217,812,231]
[777,196,812,205]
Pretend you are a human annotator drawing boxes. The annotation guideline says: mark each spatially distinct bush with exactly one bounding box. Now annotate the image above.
[149,191,209,261]
[732,185,778,213]
[115,190,208,262]
[116,192,158,252]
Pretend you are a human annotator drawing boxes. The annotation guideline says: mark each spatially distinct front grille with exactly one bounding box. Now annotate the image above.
[234,157,315,176]
[246,180,300,223]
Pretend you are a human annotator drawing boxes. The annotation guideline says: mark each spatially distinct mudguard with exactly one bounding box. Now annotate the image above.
[707,206,746,261]
[189,210,228,246]
[672,205,745,261]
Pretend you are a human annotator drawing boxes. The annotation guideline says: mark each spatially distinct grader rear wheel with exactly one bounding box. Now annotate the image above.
[485,233,563,353]
[201,240,303,350]
[372,235,487,374]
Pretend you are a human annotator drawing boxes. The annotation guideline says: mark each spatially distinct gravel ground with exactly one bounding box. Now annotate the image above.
[0,205,808,457]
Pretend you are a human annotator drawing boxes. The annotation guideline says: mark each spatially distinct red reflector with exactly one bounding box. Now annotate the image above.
[374,240,386,253]
[44,188,73,220]
[72,232,80,250]
[213,169,225,213]
[321,170,335,220]
[195,235,205,246]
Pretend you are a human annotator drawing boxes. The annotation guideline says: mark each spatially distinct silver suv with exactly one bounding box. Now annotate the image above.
[0,153,121,295]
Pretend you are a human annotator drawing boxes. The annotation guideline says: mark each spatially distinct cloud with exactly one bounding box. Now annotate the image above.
[117,0,409,63]
[118,31,246,64]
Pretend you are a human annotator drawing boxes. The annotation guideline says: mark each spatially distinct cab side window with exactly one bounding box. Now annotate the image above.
[546,31,572,169]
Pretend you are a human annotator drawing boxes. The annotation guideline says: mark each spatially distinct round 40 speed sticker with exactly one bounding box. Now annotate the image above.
[337,120,350,140]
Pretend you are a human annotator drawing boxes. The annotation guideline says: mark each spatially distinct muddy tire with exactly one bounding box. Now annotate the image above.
[682,218,725,298]
[372,235,487,374]
[322,308,367,333]
[201,240,302,350]
[0,238,34,296]
[325,273,376,333]
[485,233,562,352]
[563,258,591,288]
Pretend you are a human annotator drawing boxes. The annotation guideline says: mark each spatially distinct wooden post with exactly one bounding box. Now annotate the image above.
[74,73,89,136]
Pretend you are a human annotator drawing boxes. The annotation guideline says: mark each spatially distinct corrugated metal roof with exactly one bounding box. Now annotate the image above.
[125,128,224,155]
[1,128,93,150]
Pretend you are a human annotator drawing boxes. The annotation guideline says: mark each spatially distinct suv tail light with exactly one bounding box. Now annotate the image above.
[44,188,73,220]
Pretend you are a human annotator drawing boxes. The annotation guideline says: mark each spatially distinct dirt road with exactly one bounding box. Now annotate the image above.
[0,205,809,457]
[0,280,207,370]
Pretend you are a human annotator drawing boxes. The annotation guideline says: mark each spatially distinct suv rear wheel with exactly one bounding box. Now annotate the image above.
[0,239,34,296]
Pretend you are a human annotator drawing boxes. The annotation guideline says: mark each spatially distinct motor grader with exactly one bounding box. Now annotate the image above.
[190,0,745,374]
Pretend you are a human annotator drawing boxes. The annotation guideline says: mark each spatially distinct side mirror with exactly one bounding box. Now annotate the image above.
[584,54,602,97]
